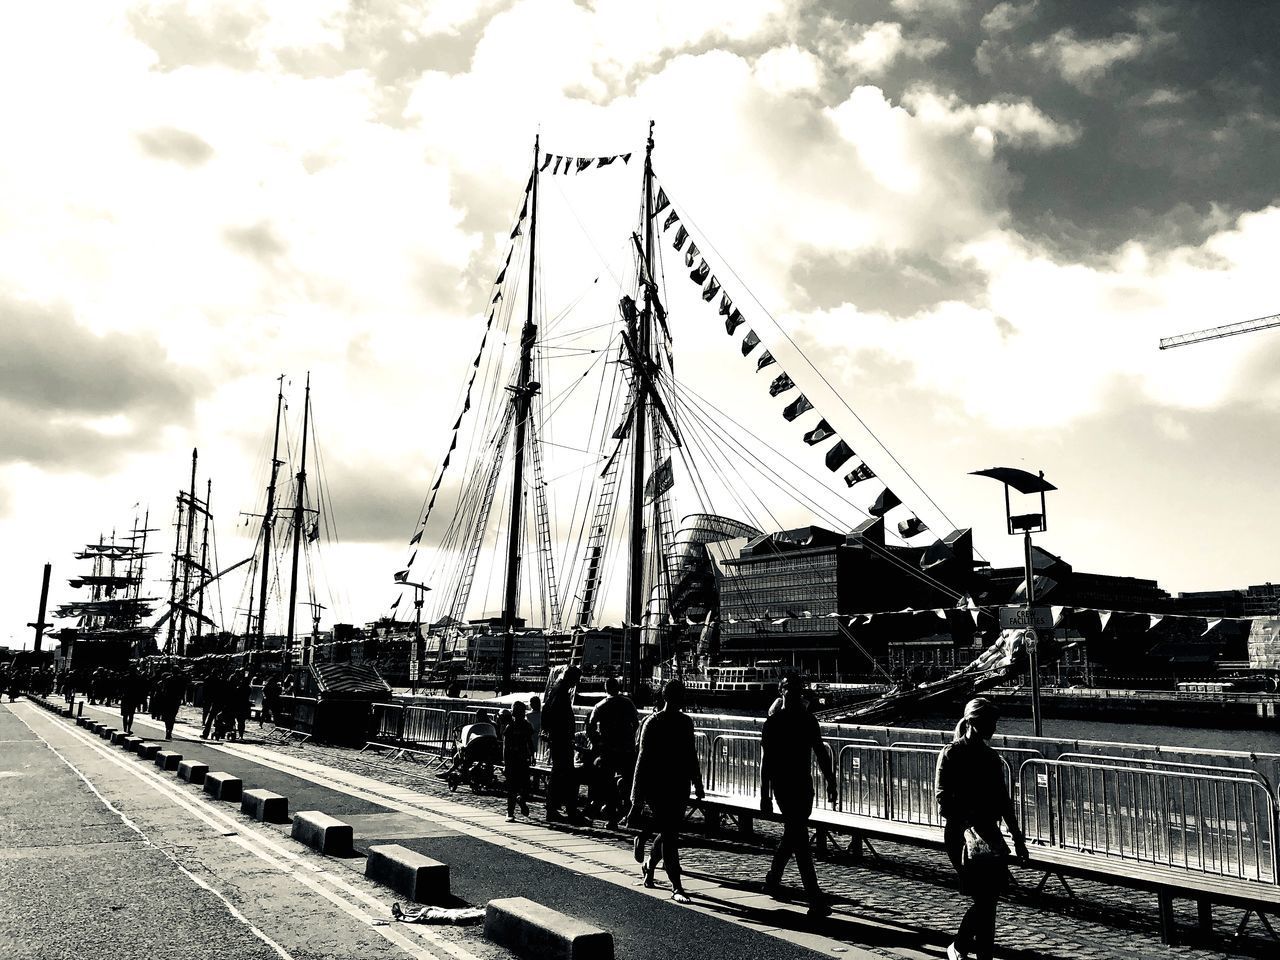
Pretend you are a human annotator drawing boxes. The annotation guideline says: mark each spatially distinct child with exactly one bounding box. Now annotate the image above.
[503,701,535,822]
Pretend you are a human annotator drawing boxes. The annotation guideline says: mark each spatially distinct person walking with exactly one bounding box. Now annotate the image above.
[231,670,251,741]
[503,700,535,822]
[261,674,281,726]
[119,669,141,735]
[760,672,837,917]
[587,676,639,828]
[542,666,588,824]
[629,678,704,903]
[156,669,186,741]
[934,697,1029,960]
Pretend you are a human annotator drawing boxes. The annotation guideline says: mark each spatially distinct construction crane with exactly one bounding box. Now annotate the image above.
[1159,311,1280,349]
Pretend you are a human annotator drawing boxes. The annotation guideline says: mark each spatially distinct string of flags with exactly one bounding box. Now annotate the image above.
[650,179,928,544]
[538,151,633,175]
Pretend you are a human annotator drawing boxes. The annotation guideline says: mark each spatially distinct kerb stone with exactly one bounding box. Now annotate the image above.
[203,772,242,802]
[241,789,288,823]
[154,751,183,771]
[365,845,449,903]
[290,811,353,856]
[484,897,613,960]
[177,761,208,785]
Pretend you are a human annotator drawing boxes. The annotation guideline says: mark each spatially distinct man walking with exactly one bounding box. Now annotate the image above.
[760,671,837,917]
[587,676,639,827]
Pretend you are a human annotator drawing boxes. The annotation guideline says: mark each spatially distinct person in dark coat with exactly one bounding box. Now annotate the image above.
[503,701,535,822]
[935,697,1029,960]
[542,665,587,823]
[629,679,704,903]
[760,672,837,916]
[586,676,639,828]
[260,675,281,726]
[156,669,186,740]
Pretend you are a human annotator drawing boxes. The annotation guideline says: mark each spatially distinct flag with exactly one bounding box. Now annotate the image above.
[897,515,926,538]
[390,595,401,610]
[782,394,813,421]
[702,276,720,301]
[643,457,675,504]
[576,157,592,172]
[725,309,744,335]
[552,156,563,174]
[495,266,506,285]
[673,225,689,251]
[510,223,521,239]
[844,463,874,486]
[869,488,901,517]
[756,350,776,371]
[741,330,760,355]
[804,419,835,444]
[663,210,679,231]
[308,522,320,543]
[1202,618,1222,636]
[540,153,553,171]
[492,290,502,303]
[409,530,422,546]
[653,187,670,217]
[685,242,699,268]
[1099,610,1113,631]
[825,439,854,471]
[690,260,710,283]
[597,155,616,167]
[1148,614,1163,631]
[719,293,733,316]
[769,373,794,396]
[394,569,409,583]
[621,152,632,163]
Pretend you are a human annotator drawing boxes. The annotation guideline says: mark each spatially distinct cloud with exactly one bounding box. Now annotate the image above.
[902,86,1077,150]
[981,1,1037,34]
[135,126,215,166]
[1026,29,1148,89]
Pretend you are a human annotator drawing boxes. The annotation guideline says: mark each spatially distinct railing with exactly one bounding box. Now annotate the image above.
[403,706,449,752]
[1020,757,1279,884]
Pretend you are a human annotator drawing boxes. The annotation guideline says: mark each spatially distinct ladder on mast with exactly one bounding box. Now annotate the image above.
[568,443,624,663]
[528,418,563,632]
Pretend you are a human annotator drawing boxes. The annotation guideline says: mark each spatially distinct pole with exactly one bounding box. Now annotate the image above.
[1024,528,1043,737]
[413,586,424,696]
[626,123,655,696]
[195,479,211,644]
[500,134,540,696]
[257,375,285,650]
[29,562,51,652]
[285,374,311,674]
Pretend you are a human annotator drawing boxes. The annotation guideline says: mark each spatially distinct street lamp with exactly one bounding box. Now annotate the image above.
[395,579,431,694]
[970,467,1057,737]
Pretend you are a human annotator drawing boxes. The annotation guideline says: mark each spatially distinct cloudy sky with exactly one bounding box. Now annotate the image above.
[3,0,1279,647]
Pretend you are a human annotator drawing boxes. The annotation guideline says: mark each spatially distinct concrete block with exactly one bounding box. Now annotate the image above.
[177,761,208,785]
[241,789,288,823]
[122,737,144,753]
[110,731,128,745]
[138,743,162,760]
[76,716,87,728]
[291,811,353,856]
[100,727,115,739]
[365,845,449,903]
[484,897,613,960]
[154,751,183,771]
[203,772,242,803]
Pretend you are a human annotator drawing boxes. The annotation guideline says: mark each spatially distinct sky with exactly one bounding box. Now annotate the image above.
[2,0,1279,647]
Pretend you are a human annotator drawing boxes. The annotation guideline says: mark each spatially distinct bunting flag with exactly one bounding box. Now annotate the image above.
[685,242,700,268]
[643,457,674,504]
[869,488,901,517]
[308,522,320,543]
[718,293,733,316]
[803,419,834,444]
[741,330,760,356]
[492,290,502,303]
[1202,618,1222,636]
[495,266,507,285]
[576,157,593,172]
[756,350,776,371]
[394,569,409,583]
[782,394,813,421]
[552,156,564,174]
[621,153,632,163]
[702,276,721,301]
[825,439,855,471]
[769,373,795,396]
[510,223,522,239]
[725,309,745,334]
[1099,610,1113,631]
[390,595,401,609]
[1051,605,1066,625]
[844,462,874,487]
[596,156,615,167]
[409,530,422,546]
[652,187,670,217]
[690,260,710,283]
[519,197,528,219]
[540,153,553,171]
[673,225,689,251]
[897,515,927,538]
[663,210,679,231]
[1148,614,1164,631]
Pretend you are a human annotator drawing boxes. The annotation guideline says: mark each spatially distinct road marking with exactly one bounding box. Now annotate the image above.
[20,705,475,960]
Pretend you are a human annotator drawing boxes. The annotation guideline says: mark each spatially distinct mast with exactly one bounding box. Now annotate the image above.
[29,562,51,653]
[195,479,211,644]
[499,134,540,695]
[178,448,198,656]
[626,123,656,695]
[256,375,285,649]
[285,373,311,673]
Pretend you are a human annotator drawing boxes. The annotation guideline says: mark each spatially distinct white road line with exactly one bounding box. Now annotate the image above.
[20,704,464,960]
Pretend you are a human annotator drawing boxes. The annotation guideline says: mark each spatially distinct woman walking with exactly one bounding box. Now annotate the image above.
[934,697,1029,960]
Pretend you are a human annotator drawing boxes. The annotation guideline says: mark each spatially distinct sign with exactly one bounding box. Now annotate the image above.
[999,606,1053,630]
[1036,773,1049,788]
[409,660,419,683]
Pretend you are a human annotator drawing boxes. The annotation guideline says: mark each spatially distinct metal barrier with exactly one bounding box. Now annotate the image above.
[1056,752,1275,796]
[370,703,404,744]
[403,706,449,752]
[1020,757,1279,884]
[291,697,318,737]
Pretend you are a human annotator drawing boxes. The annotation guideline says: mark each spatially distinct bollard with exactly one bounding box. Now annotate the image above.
[177,761,208,785]
[291,812,353,856]
[203,773,242,803]
[241,789,289,823]
[484,898,613,960]
[365,845,449,903]
[154,751,183,772]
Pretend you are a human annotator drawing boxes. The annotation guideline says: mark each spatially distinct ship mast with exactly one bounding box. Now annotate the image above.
[178,447,198,656]
[500,134,540,695]
[256,375,285,649]
[285,373,311,673]
[626,123,656,695]
[195,478,211,644]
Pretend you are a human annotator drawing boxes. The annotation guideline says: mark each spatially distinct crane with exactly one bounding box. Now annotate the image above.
[1159,311,1280,349]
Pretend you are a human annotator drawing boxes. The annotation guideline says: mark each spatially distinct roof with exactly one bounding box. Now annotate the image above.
[309,662,392,696]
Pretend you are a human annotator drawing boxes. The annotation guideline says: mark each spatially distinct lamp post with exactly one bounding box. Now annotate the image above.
[970,467,1057,738]
[396,580,431,695]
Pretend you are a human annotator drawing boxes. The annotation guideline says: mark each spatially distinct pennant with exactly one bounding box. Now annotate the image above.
[702,276,720,301]
[825,439,855,471]
[756,350,776,371]
[495,266,507,285]
[771,617,788,625]
[519,198,528,219]
[643,457,675,504]
[1051,605,1066,625]
[804,419,835,444]
[782,394,813,421]
[510,223,522,239]
[663,210,679,231]
[394,570,409,583]
[970,609,981,627]
[769,373,794,396]
[685,242,700,269]
[552,156,563,174]
[741,329,760,356]
[409,530,422,546]
[690,260,710,284]
[576,157,592,172]
[1099,610,1113,631]
[897,515,926,538]
[844,462,874,486]
[652,187,670,217]
[869,488,901,517]
[540,153,553,171]
[725,309,745,335]
[406,550,417,567]
[935,609,949,621]
[673,225,689,251]
[1202,618,1222,636]
[308,522,320,543]
[719,293,733,316]
[492,290,502,304]
[597,156,616,167]
[621,153,632,163]
[1148,614,1163,631]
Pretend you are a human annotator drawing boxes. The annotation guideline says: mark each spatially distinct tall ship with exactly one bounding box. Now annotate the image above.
[386,126,1006,711]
